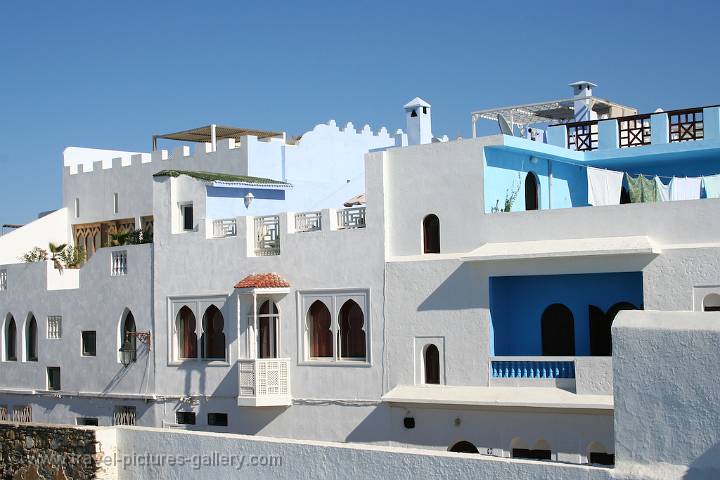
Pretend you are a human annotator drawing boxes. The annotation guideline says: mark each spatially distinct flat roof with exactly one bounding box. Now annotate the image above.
[462,236,659,262]
[382,385,613,411]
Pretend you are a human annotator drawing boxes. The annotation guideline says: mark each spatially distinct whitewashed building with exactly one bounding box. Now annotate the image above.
[2,82,720,471]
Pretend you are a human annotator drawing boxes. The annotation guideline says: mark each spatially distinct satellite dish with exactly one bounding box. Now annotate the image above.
[497,114,514,136]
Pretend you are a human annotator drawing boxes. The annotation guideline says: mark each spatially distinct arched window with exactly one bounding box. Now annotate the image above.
[525,172,539,211]
[26,315,38,362]
[587,442,614,465]
[422,214,440,254]
[177,306,197,359]
[703,293,720,312]
[201,305,225,360]
[308,301,333,358]
[338,300,366,360]
[258,300,279,359]
[5,315,17,361]
[121,310,137,363]
[590,302,637,355]
[424,344,440,384]
[448,441,479,454]
[541,304,575,356]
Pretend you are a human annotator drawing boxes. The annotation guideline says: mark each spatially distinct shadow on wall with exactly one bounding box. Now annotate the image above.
[346,404,393,443]
[417,264,488,312]
[684,442,720,480]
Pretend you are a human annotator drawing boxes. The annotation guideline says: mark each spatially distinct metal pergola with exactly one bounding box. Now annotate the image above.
[471,97,637,137]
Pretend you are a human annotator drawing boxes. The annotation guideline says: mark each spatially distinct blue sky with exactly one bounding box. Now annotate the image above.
[1,0,718,224]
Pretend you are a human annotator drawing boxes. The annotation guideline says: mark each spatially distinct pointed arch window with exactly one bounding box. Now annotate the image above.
[26,315,38,362]
[308,301,333,358]
[258,300,279,359]
[201,305,225,360]
[422,214,440,254]
[302,291,370,363]
[5,316,17,361]
[525,172,539,210]
[177,306,197,359]
[120,310,137,363]
[338,300,366,360]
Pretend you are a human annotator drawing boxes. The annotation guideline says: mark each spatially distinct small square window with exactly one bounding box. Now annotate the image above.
[47,316,62,339]
[77,417,99,426]
[113,193,119,214]
[82,331,96,356]
[47,367,61,391]
[207,412,228,426]
[176,411,196,425]
[182,204,194,231]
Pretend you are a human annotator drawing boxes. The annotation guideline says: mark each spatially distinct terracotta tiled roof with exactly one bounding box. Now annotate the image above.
[234,273,290,289]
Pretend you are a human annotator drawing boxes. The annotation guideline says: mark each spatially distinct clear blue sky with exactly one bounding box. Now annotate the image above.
[1,0,718,224]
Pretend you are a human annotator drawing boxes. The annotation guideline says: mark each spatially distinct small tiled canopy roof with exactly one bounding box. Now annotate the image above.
[234,273,290,289]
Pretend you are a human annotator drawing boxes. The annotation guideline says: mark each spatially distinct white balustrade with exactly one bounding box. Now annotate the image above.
[111,250,128,276]
[337,207,366,229]
[212,218,237,238]
[295,211,322,232]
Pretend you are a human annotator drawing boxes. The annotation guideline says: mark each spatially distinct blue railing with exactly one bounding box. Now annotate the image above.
[491,360,575,379]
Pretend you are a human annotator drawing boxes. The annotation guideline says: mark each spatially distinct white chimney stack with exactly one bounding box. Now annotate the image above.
[404,97,433,145]
[569,81,598,122]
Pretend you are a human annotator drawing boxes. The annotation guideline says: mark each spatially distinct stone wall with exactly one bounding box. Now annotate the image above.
[0,423,98,480]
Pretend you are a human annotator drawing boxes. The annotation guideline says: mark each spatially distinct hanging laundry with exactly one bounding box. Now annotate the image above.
[655,177,670,201]
[702,175,720,199]
[587,167,624,206]
[626,174,660,203]
[670,177,702,201]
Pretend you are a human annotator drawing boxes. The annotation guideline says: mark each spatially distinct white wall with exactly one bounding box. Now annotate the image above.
[109,425,613,480]
[613,311,720,479]
[0,209,69,265]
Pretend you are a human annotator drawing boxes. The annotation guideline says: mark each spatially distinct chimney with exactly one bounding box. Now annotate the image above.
[569,81,598,122]
[404,97,433,145]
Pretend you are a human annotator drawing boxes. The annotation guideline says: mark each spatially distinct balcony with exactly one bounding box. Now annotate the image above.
[237,358,291,406]
[337,207,366,229]
[552,105,717,152]
[488,356,612,395]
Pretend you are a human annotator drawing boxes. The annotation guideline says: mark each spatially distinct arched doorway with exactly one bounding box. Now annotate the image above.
[525,172,539,211]
[590,302,637,356]
[541,304,575,355]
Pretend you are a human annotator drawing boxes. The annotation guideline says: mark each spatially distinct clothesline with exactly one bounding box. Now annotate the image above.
[580,164,720,182]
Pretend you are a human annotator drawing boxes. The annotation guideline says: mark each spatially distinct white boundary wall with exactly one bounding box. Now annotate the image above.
[108,425,612,480]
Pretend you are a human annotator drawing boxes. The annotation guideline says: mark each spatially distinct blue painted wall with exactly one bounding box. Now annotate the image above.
[489,272,643,356]
[206,186,287,218]
[483,147,588,213]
